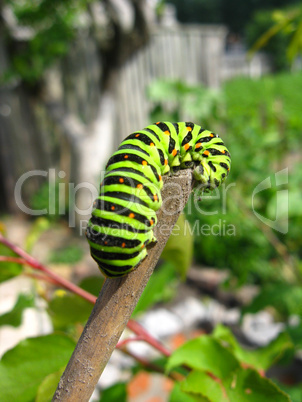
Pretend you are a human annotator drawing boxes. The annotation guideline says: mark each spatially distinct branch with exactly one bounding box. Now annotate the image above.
[52,170,194,401]
[120,348,184,382]
[127,318,171,357]
[0,234,97,304]
[116,336,146,348]
[0,234,173,355]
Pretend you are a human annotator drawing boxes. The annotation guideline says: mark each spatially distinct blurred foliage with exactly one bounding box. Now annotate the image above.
[25,217,51,253]
[2,0,91,84]
[166,0,300,34]
[143,74,302,397]
[161,213,194,279]
[132,262,178,317]
[246,9,290,71]
[0,293,34,327]
[147,72,302,298]
[0,224,23,282]
[99,382,127,402]
[0,242,23,283]
[243,283,302,318]
[30,177,69,221]
[48,244,83,264]
[212,324,293,371]
[0,334,76,401]
[78,275,105,297]
[275,381,302,402]
[2,64,302,400]
[48,291,93,331]
[167,326,292,401]
[148,79,224,130]
[35,367,65,402]
[248,6,302,66]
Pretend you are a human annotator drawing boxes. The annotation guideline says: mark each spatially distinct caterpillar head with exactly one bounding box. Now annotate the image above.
[193,155,231,192]
[191,130,231,192]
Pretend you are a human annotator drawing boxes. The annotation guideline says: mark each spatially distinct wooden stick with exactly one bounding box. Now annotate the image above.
[52,170,194,401]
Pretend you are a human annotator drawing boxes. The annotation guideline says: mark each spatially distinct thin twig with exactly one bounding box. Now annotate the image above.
[52,170,194,401]
[127,319,171,357]
[121,348,184,382]
[0,235,172,355]
[116,336,146,348]
[0,170,194,401]
[0,256,27,264]
[0,233,97,304]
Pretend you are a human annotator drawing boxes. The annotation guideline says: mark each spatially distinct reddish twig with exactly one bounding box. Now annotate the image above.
[116,335,146,348]
[121,348,184,382]
[0,234,97,304]
[24,272,60,285]
[127,319,171,357]
[0,234,171,357]
[0,256,27,264]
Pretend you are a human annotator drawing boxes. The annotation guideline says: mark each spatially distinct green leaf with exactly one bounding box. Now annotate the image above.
[48,292,93,330]
[286,322,302,350]
[0,293,35,327]
[132,262,177,316]
[35,367,65,402]
[224,368,290,402]
[100,382,127,402]
[213,324,293,371]
[248,11,295,57]
[0,243,23,283]
[79,275,104,297]
[274,380,302,402]
[287,17,302,62]
[166,335,240,379]
[181,370,228,401]
[161,213,193,278]
[0,334,76,402]
[170,382,208,402]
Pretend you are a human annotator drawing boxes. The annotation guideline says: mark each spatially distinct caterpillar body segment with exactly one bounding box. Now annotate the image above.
[86,122,231,277]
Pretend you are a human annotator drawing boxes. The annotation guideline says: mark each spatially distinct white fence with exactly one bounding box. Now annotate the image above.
[221,52,271,81]
[0,24,272,212]
[115,25,272,140]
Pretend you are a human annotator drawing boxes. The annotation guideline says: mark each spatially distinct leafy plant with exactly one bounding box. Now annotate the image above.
[167,327,292,401]
[0,229,296,401]
[0,334,76,402]
[148,79,224,131]
[132,262,178,317]
[2,0,91,84]
[147,74,302,291]
[144,75,302,398]
[0,293,34,327]
[161,213,194,279]
[29,179,68,222]
[246,9,290,71]
[1,71,302,401]
[248,6,302,66]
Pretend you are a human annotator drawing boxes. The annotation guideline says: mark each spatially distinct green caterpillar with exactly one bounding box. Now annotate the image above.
[86,122,231,278]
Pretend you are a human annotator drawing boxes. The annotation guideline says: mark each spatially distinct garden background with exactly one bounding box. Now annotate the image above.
[1,0,302,401]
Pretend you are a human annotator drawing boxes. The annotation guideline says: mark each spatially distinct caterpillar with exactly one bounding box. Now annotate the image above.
[86,122,231,278]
